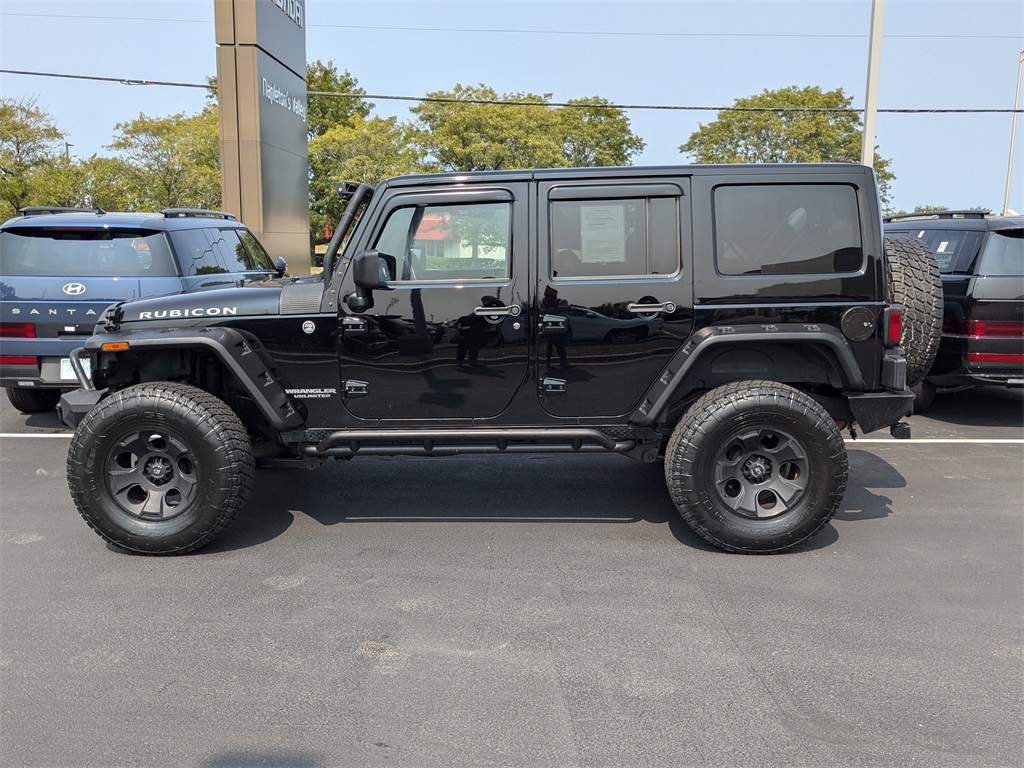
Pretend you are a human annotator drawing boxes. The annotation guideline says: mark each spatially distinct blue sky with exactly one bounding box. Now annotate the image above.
[1,0,1022,214]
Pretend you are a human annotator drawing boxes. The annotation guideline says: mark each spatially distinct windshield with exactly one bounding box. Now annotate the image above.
[0,228,178,277]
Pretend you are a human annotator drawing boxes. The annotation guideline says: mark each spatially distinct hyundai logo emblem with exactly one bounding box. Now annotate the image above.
[62,283,87,296]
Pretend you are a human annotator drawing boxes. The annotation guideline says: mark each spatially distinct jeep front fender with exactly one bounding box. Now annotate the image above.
[79,327,305,431]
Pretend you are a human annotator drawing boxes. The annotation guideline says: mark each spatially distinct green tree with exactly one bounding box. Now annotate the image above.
[308,115,423,245]
[106,105,221,210]
[560,97,645,167]
[0,97,66,219]
[680,85,895,203]
[306,60,373,140]
[411,84,565,171]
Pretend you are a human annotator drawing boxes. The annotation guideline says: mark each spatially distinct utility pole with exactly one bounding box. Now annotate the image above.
[1003,48,1024,216]
[64,142,73,161]
[861,0,885,168]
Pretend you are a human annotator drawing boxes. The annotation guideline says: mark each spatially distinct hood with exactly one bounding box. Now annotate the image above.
[114,282,286,325]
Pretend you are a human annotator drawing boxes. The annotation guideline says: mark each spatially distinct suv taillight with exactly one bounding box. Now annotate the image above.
[0,322,36,338]
[885,306,902,347]
[967,320,1024,338]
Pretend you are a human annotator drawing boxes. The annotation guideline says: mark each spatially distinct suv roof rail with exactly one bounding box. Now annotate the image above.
[160,208,237,221]
[884,210,991,222]
[18,206,107,216]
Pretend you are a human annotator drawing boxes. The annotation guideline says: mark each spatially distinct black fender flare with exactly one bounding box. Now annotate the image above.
[80,327,306,431]
[630,324,866,427]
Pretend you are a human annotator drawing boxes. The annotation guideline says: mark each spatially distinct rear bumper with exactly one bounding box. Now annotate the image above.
[847,390,914,434]
[1,357,81,389]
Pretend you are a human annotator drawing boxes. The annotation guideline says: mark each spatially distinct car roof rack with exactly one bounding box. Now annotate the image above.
[884,210,991,222]
[18,206,107,216]
[160,208,237,221]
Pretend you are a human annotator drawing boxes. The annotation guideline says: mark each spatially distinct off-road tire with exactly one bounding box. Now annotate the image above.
[67,382,254,555]
[883,235,943,388]
[5,387,61,414]
[664,381,848,554]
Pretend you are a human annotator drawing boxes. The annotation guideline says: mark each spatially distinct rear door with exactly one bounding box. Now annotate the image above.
[536,178,693,418]
[338,184,530,421]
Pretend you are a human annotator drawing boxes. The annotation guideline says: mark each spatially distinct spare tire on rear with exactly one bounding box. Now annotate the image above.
[883,235,943,388]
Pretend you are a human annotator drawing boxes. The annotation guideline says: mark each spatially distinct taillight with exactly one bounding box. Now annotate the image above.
[0,355,37,366]
[967,320,1024,338]
[0,322,36,338]
[968,352,1024,363]
[886,307,902,346]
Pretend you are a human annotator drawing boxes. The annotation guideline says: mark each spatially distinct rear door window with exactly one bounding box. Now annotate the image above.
[0,228,177,277]
[168,227,273,275]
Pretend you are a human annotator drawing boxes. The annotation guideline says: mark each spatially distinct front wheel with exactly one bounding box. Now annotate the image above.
[664,381,848,554]
[67,382,255,554]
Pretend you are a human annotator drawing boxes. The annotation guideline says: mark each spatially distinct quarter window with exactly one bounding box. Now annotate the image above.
[714,184,863,276]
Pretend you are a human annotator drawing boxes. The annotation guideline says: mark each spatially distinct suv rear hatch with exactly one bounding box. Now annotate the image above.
[0,227,183,387]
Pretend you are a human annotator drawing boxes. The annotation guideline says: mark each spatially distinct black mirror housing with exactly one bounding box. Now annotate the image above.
[352,249,395,290]
[275,256,287,277]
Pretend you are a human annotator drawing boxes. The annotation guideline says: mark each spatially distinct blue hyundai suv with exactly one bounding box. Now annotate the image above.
[0,207,285,413]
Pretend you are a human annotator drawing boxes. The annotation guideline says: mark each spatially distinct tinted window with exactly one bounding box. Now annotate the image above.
[168,227,271,275]
[373,202,511,282]
[0,228,177,277]
[888,228,982,273]
[714,185,863,276]
[978,229,1023,277]
[549,197,680,278]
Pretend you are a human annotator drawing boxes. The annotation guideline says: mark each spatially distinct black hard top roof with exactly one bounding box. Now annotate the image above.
[379,163,876,189]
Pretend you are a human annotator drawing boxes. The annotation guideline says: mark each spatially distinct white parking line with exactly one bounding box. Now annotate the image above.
[848,438,1024,444]
[0,433,73,438]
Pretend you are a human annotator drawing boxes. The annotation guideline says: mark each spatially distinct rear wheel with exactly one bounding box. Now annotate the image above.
[67,382,254,554]
[664,381,848,554]
[5,387,61,414]
[884,235,943,388]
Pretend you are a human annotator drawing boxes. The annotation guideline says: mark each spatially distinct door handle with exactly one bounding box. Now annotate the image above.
[627,301,677,315]
[541,314,567,332]
[474,305,521,317]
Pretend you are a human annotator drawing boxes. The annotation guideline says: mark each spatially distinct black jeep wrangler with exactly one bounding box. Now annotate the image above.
[59,164,931,556]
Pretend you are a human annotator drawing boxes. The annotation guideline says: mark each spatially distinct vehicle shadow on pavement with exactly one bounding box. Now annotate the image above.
[210,457,719,553]
[917,385,1024,428]
[210,453,904,556]
[832,449,904,522]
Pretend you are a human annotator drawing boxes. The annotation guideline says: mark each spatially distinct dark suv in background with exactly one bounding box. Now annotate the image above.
[0,207,285,413]
[884,211,1024,410]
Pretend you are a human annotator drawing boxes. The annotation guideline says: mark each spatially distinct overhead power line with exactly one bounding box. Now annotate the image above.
[3,69,1022,114]
[0,11,1019,40]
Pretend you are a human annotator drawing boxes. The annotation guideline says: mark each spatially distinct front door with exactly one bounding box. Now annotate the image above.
[536,179,694,418]
[339,185,530,421]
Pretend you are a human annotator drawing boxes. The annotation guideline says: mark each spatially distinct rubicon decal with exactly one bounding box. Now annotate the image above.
[137,308,238,319]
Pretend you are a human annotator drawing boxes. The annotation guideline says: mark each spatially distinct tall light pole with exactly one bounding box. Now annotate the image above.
[1003,48,1024,216]
[861,0,885,168]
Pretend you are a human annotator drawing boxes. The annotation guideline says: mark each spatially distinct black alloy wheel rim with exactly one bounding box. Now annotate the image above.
[713,426,809,519]
[105,430,199,521]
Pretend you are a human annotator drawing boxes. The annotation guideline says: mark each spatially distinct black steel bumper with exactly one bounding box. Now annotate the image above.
[847,389,914,435]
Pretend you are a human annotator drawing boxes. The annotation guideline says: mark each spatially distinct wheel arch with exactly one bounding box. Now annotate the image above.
[631,325,866,428]
[82,327,306,432]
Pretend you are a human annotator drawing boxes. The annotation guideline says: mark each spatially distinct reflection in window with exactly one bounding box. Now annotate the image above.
[374,202,511,282]
[549,198,679,278]
[714,185,863,276]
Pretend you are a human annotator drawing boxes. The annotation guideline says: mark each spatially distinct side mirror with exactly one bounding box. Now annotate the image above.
[275,256,287,278]
[347,249,395,312]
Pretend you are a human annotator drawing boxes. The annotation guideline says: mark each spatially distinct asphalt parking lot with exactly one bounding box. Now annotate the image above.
[1,387,1021,767]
